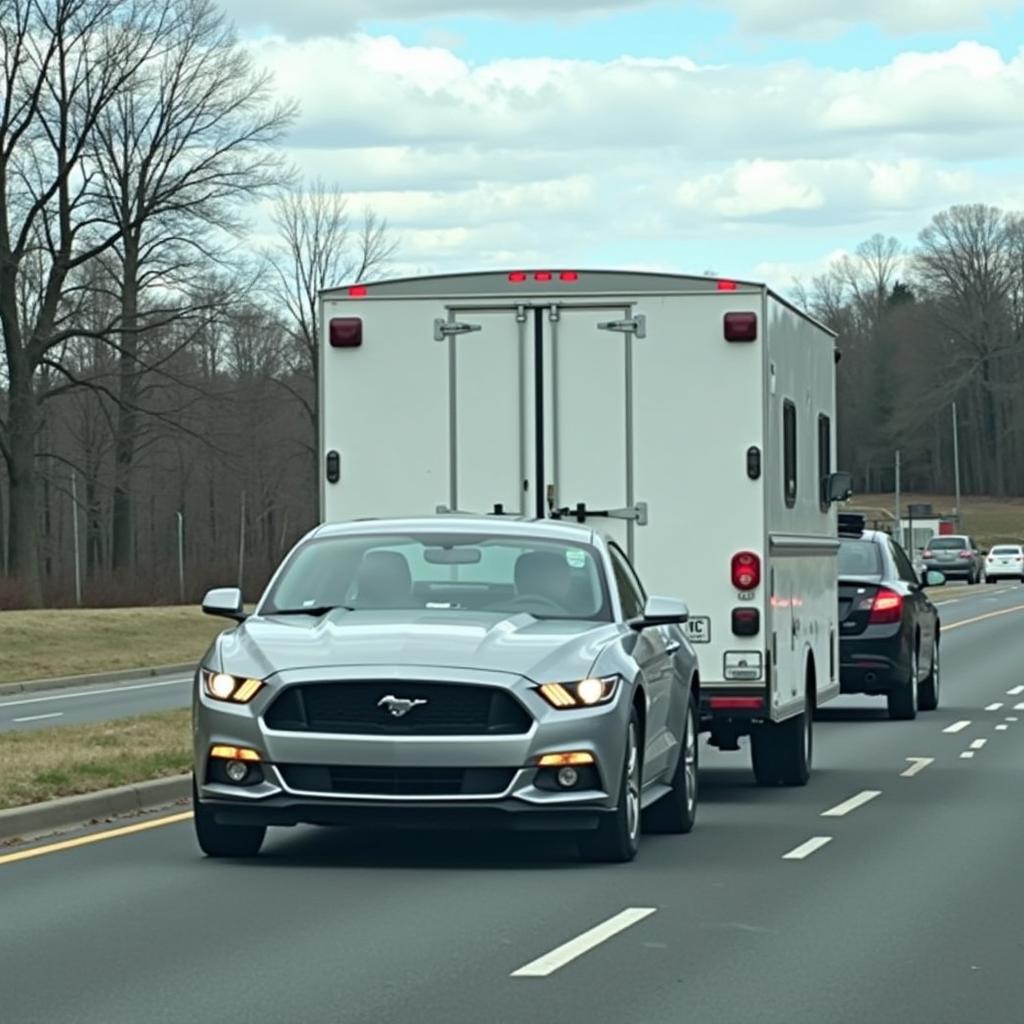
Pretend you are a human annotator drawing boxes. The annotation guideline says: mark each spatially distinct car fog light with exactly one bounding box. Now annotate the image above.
[557,766,580,789]
[225,760,249,784]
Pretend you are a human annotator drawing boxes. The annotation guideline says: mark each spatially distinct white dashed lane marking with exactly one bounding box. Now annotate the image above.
[821,791,882,817]
[783,837,833,861]
[944,721,971,734]
[901,758,934,778]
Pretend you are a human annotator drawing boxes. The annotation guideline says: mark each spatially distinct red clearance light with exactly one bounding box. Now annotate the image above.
[534,271,553,282]
[508,271,527,283]
[731,551,761,591]
[710,697,763,710]
[869,588,903,625]
[348,285,367,298]
[329,317,363,348]
[559,271,579,282]
[717,280,738,291]
[724,312,758,342]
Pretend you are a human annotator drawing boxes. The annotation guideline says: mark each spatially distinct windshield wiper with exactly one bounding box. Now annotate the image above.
[265,605,353,617]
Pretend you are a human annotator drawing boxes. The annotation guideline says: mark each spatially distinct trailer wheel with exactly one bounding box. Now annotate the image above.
[751,696,812,787]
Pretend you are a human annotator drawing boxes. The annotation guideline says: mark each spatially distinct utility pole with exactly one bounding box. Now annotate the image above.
[70,471,82,607]
[176,511,185,605]
[237,490,246,592]
[894,450,902,545]
[952,402,962,528]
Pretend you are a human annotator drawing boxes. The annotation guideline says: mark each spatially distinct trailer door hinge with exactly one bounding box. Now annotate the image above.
[597,315,646,339]
[549,501,648,526]
[434,319,482,341]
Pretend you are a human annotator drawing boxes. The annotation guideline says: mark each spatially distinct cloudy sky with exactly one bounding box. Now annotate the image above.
[220,0,1024,289]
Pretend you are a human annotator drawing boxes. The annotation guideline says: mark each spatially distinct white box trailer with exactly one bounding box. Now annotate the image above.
[318,270,850,785]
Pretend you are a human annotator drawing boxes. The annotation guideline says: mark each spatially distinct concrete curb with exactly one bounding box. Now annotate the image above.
[0,663,195,699]
[0,774,192,843]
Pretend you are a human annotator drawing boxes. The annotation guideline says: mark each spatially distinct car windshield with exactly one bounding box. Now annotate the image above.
[838,538,883,577]
[929,537,967,550]
[991,546,1021,555]
[260,532,612,621]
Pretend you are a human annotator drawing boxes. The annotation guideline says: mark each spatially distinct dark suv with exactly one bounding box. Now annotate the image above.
[922,535,985,584]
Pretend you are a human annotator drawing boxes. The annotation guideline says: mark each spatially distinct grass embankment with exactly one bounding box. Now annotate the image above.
[854,493,1024,550]
[0,709,190,811]
[0,606,227,684]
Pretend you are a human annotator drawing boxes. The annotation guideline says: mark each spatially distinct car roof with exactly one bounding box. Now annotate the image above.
[309,516,599,545]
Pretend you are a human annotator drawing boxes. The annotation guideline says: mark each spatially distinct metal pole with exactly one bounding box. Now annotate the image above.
[176,511,185,605]
[238,490,246,592]
[70,471,82,607]
[894,449,902,545]
[952,402,962,527]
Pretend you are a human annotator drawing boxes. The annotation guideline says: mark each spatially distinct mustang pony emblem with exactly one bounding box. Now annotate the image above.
[378,695,429,718]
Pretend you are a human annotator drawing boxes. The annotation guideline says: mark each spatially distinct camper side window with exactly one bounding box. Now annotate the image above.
[783,400,797,508]
[818,414,831,512]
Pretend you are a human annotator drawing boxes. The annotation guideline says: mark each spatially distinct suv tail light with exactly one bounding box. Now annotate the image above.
[922,550,933,559]
[732,551,761,591]
[958,551,972,559]
[869,588,903,625]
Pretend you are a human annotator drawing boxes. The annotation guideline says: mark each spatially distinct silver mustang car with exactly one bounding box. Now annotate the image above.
[193,517,700,862]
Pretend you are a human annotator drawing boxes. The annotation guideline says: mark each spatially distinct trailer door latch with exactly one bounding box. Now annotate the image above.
[597,315,646,339]
[434,319,483,341]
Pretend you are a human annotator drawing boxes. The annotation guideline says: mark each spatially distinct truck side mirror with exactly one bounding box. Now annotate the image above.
[827,471,853,504]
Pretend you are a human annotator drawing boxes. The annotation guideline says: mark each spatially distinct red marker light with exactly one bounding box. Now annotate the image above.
[508,271,527,283]
[348,285,367,298]
[717,280,738,291]
[534,272,553,282]
[724,312,758,342]
[559,271,579,282]
[710,697,763,710]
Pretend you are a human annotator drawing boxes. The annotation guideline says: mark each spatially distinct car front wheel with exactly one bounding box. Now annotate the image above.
[644,689,698,835]
[580,710,642,863]
[193,777,266,858]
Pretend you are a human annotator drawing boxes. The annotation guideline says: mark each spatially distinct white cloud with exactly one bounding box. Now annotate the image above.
[220,0,655,39]
[708,0,1020,38]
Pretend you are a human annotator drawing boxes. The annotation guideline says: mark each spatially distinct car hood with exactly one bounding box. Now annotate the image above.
[216,609,621,683]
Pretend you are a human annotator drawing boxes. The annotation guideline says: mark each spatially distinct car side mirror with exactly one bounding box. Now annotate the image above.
[923,571,946,588]
[630,596,689,630]
[826,471,853,504]
[202,587,246,622]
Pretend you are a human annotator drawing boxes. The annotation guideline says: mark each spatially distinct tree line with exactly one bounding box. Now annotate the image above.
[798,207,1024,502]
[0,0,393,608]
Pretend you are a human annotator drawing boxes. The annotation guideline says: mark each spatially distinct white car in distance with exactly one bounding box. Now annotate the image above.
[985,544,1024,583]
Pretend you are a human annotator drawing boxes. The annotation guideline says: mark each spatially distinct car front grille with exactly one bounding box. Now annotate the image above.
[277,764,517,797]
[263,681,533,736]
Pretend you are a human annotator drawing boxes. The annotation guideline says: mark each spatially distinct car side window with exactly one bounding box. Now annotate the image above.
[608,544,645,620]
[889,539,919,585]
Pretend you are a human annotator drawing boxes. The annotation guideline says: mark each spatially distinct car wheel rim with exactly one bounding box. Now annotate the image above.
[684,705,697,815]
[912,652,919,708]
[933,645,940,697]
[626,724,640,844]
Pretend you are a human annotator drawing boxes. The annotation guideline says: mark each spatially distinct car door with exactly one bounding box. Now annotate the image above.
[889,538,935,678]
[608,543,673,782]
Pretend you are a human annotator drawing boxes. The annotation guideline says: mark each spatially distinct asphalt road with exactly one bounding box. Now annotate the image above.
[2,581,1024,1023]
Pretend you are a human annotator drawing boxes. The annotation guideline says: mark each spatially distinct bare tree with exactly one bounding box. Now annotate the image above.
[269,180,397,472]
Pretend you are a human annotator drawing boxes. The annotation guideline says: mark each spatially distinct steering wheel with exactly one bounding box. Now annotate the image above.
[497,593,566,614]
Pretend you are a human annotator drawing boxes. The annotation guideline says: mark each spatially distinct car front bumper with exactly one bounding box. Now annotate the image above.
[192,666,632,831]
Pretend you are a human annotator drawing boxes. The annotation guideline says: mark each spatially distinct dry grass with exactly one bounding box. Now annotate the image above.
[0,606,229,684]
[0,709,191,810]
[853,493,1024,549]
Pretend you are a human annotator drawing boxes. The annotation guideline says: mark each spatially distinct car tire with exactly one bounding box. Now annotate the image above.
[887,648,919,721]
[580,709,642,863]
[193,777,266,858]
[643,689,698,835]
[751,690,812,787]
[919,642,940,712]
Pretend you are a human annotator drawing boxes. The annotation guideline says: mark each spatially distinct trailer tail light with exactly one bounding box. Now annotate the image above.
[732,551,761,591]
[869,589,903,625]
[709,696,763,710]
[508,271,527,283]
[717,280,738,291]
[732,608,760,636]
[329,317,363,348]
[347,285,367,298]
[724,312,758,342]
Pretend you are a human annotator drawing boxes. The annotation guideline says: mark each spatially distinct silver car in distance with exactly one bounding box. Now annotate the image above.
[193,518,700,862]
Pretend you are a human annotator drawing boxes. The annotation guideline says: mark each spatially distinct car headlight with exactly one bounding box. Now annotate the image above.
[537,675,620,709]
[202,670,264,704]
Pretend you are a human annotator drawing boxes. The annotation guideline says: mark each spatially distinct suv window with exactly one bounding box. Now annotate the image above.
[783,400,797,508]
[929,537,967,551]
[889,539,919,585]
[817,414,831,513]
[608,544,646,620]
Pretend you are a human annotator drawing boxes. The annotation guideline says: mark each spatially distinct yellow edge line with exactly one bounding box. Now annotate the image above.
[944,604,1024,632]
[0,810,192,867]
